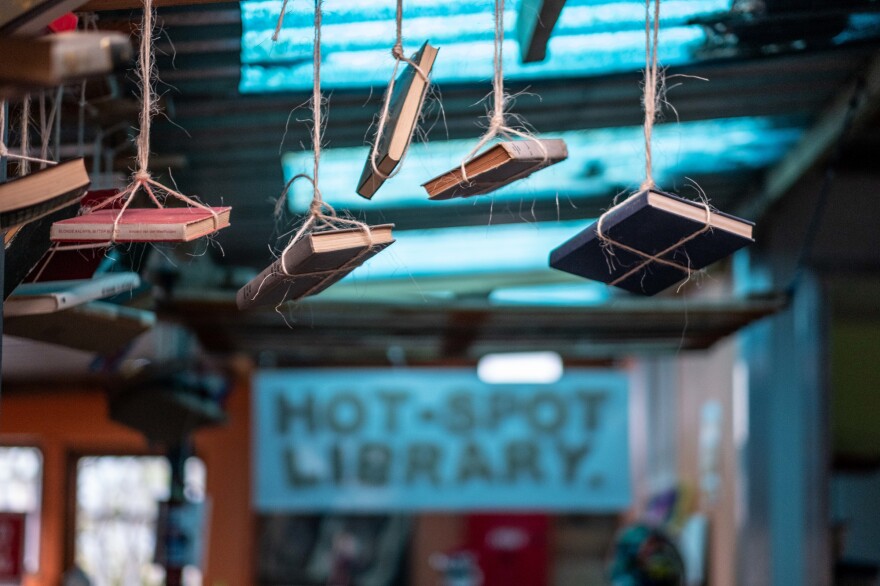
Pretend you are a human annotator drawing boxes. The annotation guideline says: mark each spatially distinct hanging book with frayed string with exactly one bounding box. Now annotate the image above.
[423,0,567,200]
[238,0,394,311]
[549,0,754,295]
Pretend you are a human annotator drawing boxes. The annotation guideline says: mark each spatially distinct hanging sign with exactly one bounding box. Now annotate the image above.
[253,369,631,512]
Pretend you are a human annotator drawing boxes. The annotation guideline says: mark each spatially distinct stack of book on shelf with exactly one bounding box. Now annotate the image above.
[0,32,132,97]
[50,206,233,243]
[549,189,755,295]
[357,41,439,199]
[237,224,395,309]
[422,138,568,200]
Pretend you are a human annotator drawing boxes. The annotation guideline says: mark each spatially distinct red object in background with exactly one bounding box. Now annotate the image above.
[466,514,550,586]
[48,13,79,33]
[0,513,26,584]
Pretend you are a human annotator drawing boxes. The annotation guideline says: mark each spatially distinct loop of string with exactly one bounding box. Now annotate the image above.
[0,100,57,167]
[459,0,547,183]
[368,0,430,181]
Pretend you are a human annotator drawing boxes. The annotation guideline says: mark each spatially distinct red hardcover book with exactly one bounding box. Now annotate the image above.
[50,207,232,243]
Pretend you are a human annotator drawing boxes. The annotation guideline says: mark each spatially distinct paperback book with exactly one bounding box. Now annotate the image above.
[237,224,395,309]
[549,189,754,296]
[422,138,568,200]
[0,158,89,231]
[50,206,232,243]
[4,271,141,317]
[357,41,439,199]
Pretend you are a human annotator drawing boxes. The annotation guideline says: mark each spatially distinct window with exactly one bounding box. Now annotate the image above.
[74,455,205,586]
[0,446,43,573]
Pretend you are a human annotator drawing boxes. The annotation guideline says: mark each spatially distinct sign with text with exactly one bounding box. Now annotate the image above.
[253,369,631,511]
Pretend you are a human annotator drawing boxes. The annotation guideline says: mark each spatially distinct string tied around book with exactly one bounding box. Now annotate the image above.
[81,0,220,243]
[256,0,378,304]
[596,192,713,287]
[368,0,431,181]
[459,0,548,183]
[0,100,58,168]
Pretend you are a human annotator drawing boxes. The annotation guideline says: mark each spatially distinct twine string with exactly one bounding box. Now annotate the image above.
[260,0,377,302]
[272,0,292,42]
[459,0,547,183]
[0,100,57,167]
[642,0,661,191]
[19,95,30,176]
[367,0,430,181]
[593,0,715,288]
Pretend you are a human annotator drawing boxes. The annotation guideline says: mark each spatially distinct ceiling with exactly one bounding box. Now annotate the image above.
[5,0,880,377]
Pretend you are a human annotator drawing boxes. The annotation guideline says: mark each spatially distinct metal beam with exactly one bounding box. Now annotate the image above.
[748,51,880,218]
[516,0,567,63]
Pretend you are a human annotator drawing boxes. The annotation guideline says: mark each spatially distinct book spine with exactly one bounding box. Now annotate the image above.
[0,187,85,231]
[51,222,188,242]
[237,259,286,309]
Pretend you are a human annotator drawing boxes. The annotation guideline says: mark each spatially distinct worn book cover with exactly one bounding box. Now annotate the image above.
[549,189,754,295]
[357,41,439,199]
[0,158,89,230]
[237,224,395,309]
[51,206,231,243]
[423,138,568,200]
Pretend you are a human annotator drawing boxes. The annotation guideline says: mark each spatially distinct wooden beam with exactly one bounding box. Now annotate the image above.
[81,0,238,10]
[516,0,567,63]
[748,51,880,218]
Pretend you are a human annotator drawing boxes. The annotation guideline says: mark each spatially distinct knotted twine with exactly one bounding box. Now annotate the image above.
[367,0,430,181]
[595,0,713,288]
[459,0,548,183]
[251,0,377,304]
[68,0,221,246]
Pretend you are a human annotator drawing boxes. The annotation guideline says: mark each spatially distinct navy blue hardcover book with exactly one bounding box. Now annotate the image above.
[549,189,754,296]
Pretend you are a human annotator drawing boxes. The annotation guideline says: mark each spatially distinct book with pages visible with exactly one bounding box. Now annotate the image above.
[5,300,155,354]
[0,32,132,91]
[549,189,754,296]
[50,206,232,243]
[0,158,89,231]
[357,41,439,199]
[422,138,568,200]
[0,0,87,36]
[4,271,141,317]
[237,224,395,309]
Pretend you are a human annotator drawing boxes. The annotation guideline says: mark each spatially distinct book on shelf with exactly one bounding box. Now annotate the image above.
[237,224,395,310]
[0,0,87,36]
[357,41,439,200]
[422,138,568,200]
[0,32,132,91]
[3,203,80,300]
[549,189,754,296]
[50,206,232,243]
[4,271,141,317]
[4,300,155,354]
[0,158,89,231]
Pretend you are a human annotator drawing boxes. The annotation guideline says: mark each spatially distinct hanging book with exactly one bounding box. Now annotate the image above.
[50,206,231,243]
[549,189,754,296]
[0,0,87,36]
[237,224,395,310]
[0,158,89,230]
[422,138,567,200]
[357,41,439,199]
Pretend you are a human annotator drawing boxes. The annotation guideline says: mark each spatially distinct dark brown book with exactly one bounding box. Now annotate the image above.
[237,224,395,309]
[357,41,439,199]
[0,158,89,231]
[422,138,568,200]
